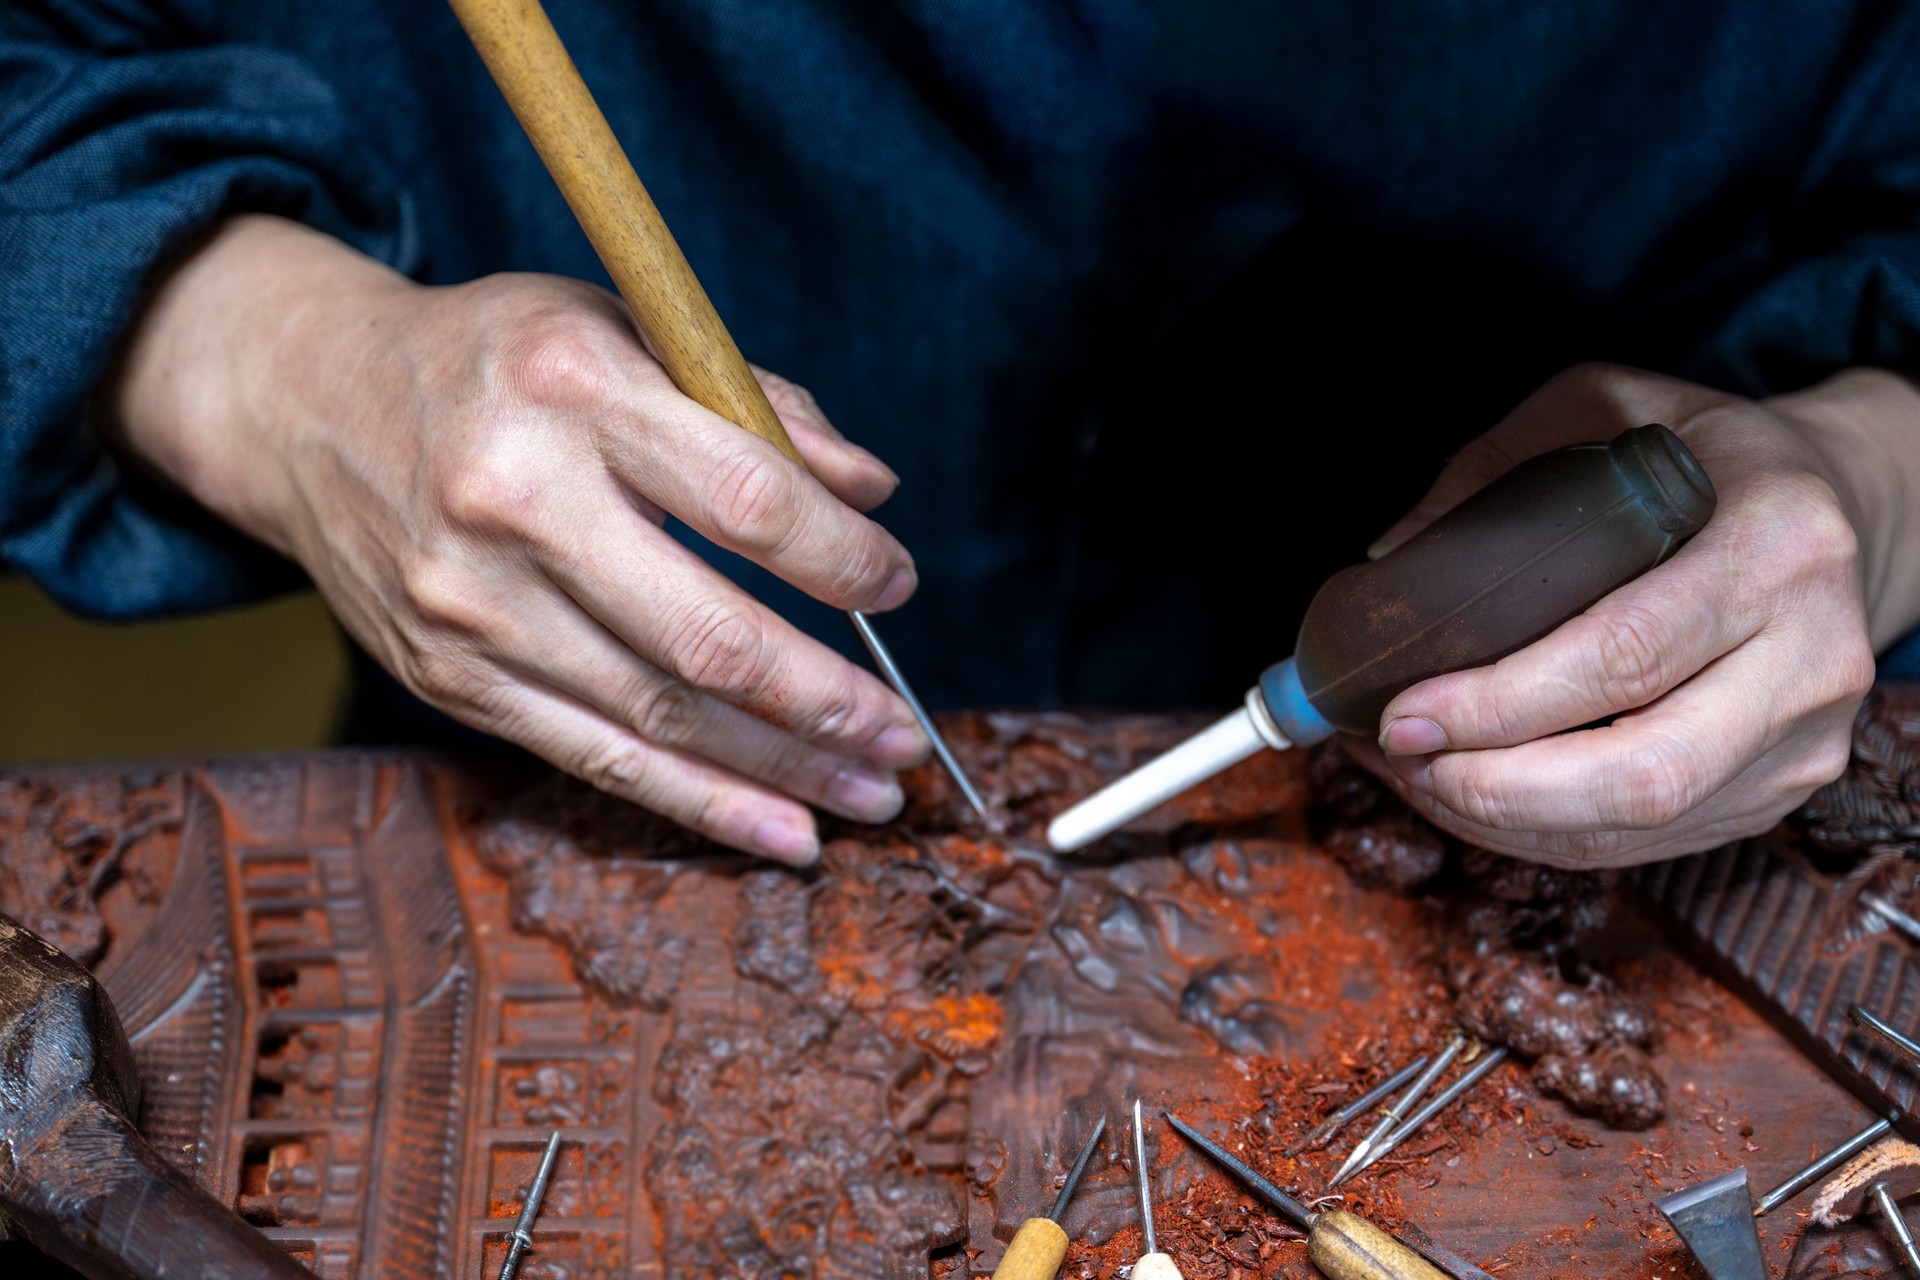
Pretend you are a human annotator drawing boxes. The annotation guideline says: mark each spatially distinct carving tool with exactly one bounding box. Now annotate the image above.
[1752,1115,1897,1217]
[1129,1100,1183,1280]
[1047,425,1716,851]
[1165,1113,1448,1280]
[1873,1181,1920,1274]
[498,1130,564,1280]
[1854,1004,1920,1066]
[1330,1034,1468,1188]
[991,1116,1106,1280]
[1653,1168,1768,1280]
[445,0,986,818]
[1864,894,1920,946]
[1333,1047,1510,1187]
[1290,1055,1432,1156]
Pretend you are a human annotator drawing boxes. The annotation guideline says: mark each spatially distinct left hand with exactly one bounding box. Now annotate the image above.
[1344,362,1920,868]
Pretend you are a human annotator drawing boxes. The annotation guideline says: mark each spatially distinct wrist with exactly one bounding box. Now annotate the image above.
[1767,368,1920,650]
[108,215,413,559]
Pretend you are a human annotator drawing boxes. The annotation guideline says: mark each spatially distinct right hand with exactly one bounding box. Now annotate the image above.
[110,215,929,863]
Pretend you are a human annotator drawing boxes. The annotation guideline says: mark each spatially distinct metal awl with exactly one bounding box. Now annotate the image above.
[1330,1034,1466,1187]
[498,1130,564,1280]
[850,611,986,817]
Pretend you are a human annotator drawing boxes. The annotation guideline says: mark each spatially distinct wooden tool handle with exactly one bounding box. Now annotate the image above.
[444,0,801,462]
[1132,1252,1185,1280]
[1308,1212,1448,1280]
[990,1217,1069,1280]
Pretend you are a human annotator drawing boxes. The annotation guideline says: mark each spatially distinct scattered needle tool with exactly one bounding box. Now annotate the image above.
[1165,1114,1446,1280]
[444,0,986,818]
[1330,1034,1468,1188]
[498,1130,563,1280]
[1335,1047,1510,1187]
[1872,1180,1920,1275]
[1289,1055,1431,1156]
[991,1116,1106,1280]
[1864,894,1920,946]
[1752,1113,1899,1217]
[1853,1004,1920,1066]
[1129,1100,1183,1280]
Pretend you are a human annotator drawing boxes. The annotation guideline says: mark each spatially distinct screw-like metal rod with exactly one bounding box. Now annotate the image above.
[498,1131,564,1280]
[1049,1115,1108,1223]
[1165,1114,1316,1231]
[849,612,986,818]
[1864,894,1920,947]
[1333,1047,1511,1188]
[1753,1115,1897,1217]
[1330,1034,1467,1187]
[1288,1054,1432,1156]
[1132,1100,1157,1256]
[1873,1182,1920,1275]
[1853,1004,1920,1067]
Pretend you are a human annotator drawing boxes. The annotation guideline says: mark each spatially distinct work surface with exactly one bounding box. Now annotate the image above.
[0,710,1911,1279]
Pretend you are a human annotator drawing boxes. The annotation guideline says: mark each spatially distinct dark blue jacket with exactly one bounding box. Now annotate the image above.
[8,0,1920,708]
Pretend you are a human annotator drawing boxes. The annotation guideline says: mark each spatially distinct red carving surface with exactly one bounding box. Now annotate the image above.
[0,713,1901,1278]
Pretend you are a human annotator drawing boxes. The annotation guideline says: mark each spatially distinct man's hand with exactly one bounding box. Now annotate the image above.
[1346,362,1920,868]
[110,215,929,864]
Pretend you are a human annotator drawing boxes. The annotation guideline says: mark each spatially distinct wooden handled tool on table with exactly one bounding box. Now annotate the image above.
[1167,1114,1447,1280]
[992,1117,1106,1280]
[444,0,986,816]
[1129,1100,1185,1280]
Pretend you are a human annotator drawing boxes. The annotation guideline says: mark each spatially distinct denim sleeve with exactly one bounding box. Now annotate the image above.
[1681,4,1920,400]
[0,2,413,619]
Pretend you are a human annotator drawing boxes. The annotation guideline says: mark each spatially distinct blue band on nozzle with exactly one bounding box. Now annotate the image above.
[1258,657,1335,746]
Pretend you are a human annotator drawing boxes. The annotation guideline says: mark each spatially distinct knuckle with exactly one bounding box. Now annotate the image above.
[1618,747,1700,830]
[439,447,542,535]
[628,679,700,745]
[1796,488,1861,574]
[1546,361,1636,408]
[820,531,896,605]
[1590,606,1675,708]
[1538,829,1628,869]
[759,370,816,416]
[1744,473,1860,573]
[1466,678,1533,744]
[709,446,800,549]
[1841,648,1877,701]
[572,738,652,798]
[1788,735,1854,795]
[796,674,862,742]
[1438,769,1518,830]
[1825,639,1877,704]
[663,601,772,696]
[497,308,613,408]
[401,557,487,635]
[410,647,487,710]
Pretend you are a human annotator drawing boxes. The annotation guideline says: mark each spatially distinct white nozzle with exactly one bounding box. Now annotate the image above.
[1045,690,1290,852]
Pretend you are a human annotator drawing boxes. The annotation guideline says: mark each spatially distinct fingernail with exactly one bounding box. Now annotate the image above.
[871,566,916,611]
[751,816,819,865]
[1365,536,1399,561]
[1380,716,1447,755]
[873,723,927,765]
[828,761,904,820]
